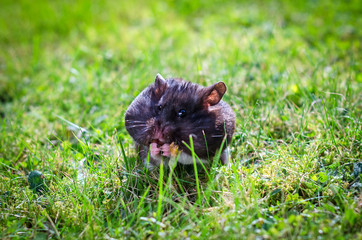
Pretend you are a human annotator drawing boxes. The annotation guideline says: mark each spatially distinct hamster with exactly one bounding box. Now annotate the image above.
[125,73,236,170]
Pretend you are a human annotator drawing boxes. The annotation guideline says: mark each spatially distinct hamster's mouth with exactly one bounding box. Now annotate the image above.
[151,139,166,147]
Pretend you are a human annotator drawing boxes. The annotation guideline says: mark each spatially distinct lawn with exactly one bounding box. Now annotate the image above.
[0,0,361,239]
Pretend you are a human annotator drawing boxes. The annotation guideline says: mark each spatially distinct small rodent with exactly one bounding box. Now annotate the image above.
[125,74,236,170]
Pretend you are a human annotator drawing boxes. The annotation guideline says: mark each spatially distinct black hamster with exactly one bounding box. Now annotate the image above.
[125,73,236,170]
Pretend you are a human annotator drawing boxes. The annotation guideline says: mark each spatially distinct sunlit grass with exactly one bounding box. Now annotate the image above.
[0,0,361,239]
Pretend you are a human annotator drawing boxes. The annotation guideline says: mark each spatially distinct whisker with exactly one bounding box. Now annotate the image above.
[125,120,146,123]
[211,135,224,138]
[127,123,147,126]
[126,125,147,129]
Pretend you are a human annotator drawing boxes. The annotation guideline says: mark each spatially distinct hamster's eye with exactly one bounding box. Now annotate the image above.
[178,109,186,118]
[157,105,162,111]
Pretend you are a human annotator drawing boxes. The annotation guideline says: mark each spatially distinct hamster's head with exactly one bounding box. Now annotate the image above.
[125,73,227,154]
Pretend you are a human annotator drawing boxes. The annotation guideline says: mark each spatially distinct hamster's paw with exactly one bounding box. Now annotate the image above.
[160,144,171,157]
[150,142,160,157]
[150,142,171,157]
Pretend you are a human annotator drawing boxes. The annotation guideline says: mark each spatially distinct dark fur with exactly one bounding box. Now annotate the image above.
[125,76,235,165]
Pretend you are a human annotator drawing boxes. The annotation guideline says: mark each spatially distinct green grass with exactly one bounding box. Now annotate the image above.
[1,0,361,239]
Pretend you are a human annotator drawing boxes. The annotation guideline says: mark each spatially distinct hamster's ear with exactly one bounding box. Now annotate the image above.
[155,73,166,85]
[202,82,226,107]
[153,73,168,99]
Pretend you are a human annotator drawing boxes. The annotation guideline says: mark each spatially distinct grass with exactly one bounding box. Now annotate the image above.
[0,0,361,239]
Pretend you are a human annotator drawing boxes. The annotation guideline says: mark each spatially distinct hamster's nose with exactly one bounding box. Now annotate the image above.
[162,126,173,137]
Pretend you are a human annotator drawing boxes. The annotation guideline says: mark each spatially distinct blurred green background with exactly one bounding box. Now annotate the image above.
[1,0,360,138]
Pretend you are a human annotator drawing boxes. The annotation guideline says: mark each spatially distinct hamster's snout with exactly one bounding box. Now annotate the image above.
[151,124,174,145]
[151,127,166,145]
[161,126,173,138]
[150,124,174,158]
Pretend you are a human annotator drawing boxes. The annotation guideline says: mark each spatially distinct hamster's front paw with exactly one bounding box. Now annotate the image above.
[150,142,161,156]
[160,144,171,157]
[150,142,172,157]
